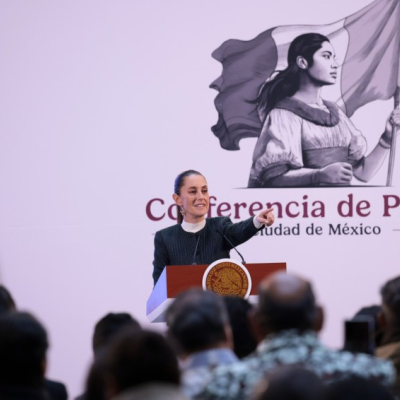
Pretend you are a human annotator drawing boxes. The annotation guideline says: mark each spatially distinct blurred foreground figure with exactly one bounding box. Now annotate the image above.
[253,366,323,400]
[92,313,141,358]
[0,312,49,400]
[223,296,257,359]
[376,276,400,396]
[104,328,187,400]
[0,286,67,400]
[197,272,395,400]
[76,312,141,400]
[167,289,238,398]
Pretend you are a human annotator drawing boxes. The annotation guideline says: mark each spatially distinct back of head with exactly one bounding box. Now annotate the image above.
[166,288,229,354]
[104,328,180,395]
[257,272,317,334]
[254,366,323,400]
[223,296,257,358]
[322,375,395,400]
[380,276,400,324]
[93,312,140,356]
[0,312,48,387]
[0,285,16,315]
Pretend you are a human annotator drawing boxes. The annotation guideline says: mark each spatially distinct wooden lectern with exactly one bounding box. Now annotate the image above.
[147,262,286,322]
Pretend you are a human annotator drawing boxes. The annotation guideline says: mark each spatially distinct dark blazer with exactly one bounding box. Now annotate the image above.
[152,216,260,284]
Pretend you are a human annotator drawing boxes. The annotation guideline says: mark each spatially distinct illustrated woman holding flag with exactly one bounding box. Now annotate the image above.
[248,33,400,187]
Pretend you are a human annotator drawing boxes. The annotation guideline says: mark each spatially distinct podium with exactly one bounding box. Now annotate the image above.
[147,262,286,322]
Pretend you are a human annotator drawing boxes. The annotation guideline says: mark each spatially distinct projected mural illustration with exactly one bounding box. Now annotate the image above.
[210,0,400,188]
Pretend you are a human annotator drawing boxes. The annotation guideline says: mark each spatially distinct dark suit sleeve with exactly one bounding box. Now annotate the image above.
[220,216,260,248]
[152,231,170,285]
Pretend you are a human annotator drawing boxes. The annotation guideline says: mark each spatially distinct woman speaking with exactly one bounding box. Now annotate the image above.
[152,170,275,285]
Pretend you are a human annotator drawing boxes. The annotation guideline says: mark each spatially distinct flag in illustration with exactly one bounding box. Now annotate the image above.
[211,0,400,150]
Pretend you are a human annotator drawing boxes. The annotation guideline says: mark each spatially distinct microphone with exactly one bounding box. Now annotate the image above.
[217,229,246,264]
[192,234,201,265]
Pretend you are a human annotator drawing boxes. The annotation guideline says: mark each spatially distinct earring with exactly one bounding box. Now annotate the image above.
[180,207,186,215]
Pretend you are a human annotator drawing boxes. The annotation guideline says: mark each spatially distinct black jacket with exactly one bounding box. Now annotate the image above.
[152,216,259,284]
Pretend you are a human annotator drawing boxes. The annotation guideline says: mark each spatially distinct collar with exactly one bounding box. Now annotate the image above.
[257,329,320,354]
[274,97,340,127]
[181,219,206,233]
[181,348,238,370]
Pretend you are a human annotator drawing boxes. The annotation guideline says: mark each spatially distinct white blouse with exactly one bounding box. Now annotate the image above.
[251,106,367,181]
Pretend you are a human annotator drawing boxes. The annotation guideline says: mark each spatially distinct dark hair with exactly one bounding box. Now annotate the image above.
[174,170,204,223]
[381,276,400,321]
[322,375,395,400]
[255,366,323,400]
[257,33,330,121]
[0,285,16,314]
[223,296,257,358]
[258,281,317,332]
[104,328,180,394]
[0,312,48,386]
[93,312,140,355]
[166,288,229,354]
[84,357,107,400]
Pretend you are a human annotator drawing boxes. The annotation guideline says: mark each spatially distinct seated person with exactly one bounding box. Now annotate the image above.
[166,289,238,398]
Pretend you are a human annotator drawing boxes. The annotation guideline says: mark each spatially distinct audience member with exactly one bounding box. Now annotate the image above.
[223,296,257,359]
[376,276,400,395]
[103,327,185,400]
[0,312,49,400]
[166,289,238,398]
[322,375,395,400]
[252,366,323,400]
[0,285,68,400]
[2,276,398,400]
[353,305,383,348]
[197,272,395,400]
[92,313,140,358]
[76,312,141,400]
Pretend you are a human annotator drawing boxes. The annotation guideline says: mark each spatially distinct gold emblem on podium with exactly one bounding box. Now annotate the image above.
[202,259,252,299]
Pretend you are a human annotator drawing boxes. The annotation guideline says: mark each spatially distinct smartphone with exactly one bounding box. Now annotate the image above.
[343,316,375,355]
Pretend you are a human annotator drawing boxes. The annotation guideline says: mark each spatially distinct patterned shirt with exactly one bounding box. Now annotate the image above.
[196,330,395,400]
[180,348,238,399]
